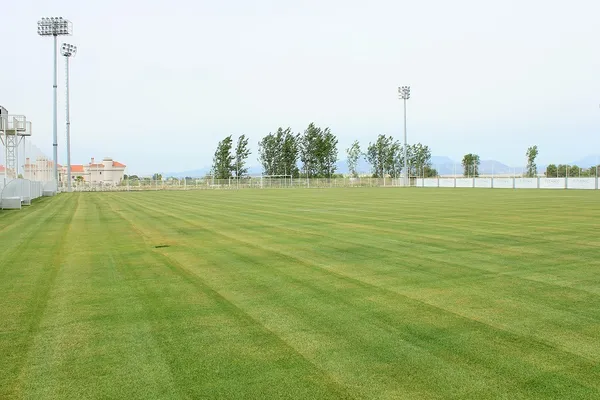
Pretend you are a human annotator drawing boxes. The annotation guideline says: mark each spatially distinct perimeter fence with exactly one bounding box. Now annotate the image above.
[66,177,407,192]
[59,175,600,192]
[63,175,600,192]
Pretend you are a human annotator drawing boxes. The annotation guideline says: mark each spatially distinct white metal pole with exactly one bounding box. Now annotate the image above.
[53,34,59,188]
[3,129,7,182]
[65,56,72,192]
[403,97,408,187]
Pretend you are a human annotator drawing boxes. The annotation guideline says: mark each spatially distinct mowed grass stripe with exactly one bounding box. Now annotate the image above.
[104,190,600,398]
[94,194,354,399]
[165,188,599,234]
[154,189,596,273]
[15,194,187,399]
[165,188,600,293]
[2,189,600,399]
[0,194,77,398]
[121,190,600,350]
[110,190,600,365]
[108,193,498,399]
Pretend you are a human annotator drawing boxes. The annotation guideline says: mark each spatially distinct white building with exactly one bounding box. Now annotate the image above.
[0,164,17,180]
[24,156,126,185]
[23,157,55,182]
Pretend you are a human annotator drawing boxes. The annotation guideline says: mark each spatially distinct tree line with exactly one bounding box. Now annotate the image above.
[210,123,437,179]
[545,164,600,177]
[359,136,437,178]
[206,133,598,180]
[258,123,338,178]
[211,135,251,180]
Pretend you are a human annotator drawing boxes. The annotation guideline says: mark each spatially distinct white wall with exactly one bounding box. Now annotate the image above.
[492,178,513,189]
[514,178,538,189]
[439,178,455,188]
[474,178,492,188]
[567,178,596,190]
[455,178,473,188]
[539,178,565,189]
[424,179,439,187]
[413,177,599,190]
[415,178,439,187]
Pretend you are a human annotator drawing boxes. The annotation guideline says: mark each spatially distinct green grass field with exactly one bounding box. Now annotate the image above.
[1,188,600,399]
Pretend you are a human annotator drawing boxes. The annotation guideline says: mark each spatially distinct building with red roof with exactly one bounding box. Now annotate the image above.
[24,156,126,185]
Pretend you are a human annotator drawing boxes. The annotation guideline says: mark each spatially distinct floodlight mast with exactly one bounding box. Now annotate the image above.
[38,17,73,189]
[61,43,77,192]
[398,86,411,186]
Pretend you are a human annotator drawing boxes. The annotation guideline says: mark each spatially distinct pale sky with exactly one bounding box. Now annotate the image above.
[2,0,599,175]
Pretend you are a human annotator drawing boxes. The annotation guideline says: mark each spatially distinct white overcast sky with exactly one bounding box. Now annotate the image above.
[1,0,599,174]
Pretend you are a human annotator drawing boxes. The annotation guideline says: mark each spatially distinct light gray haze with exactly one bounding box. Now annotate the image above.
[2,0,599,175]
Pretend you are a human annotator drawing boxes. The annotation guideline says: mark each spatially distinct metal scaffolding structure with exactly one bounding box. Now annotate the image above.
[0,113,31,182]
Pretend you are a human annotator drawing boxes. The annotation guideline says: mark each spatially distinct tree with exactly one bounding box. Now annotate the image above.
[545,164,558,177]
[258,133,278,176]
[367,135,390,178]
[212,135,235,179]
[392,142,404,178]
[298,123,339,178]
[300,123,319,177]
[152,173,163,181]
[423,166,438,178]
[557,164,568,177]
[365,137,435,179]
[366,135,400,178]
[280,128,300,177]
[346,140,362,178]
[75,176,84,183]
[320,127,338,178]
[409,143,432,177]
[299,123,321,177]
[569,165,580,177]
[525,145,539,177]
[462,153,480,177]
[258,127,300,177]
[234,134,251,178]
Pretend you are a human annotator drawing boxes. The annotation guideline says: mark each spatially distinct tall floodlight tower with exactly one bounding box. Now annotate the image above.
[37,17,73,188]
[61,43,77,192]
[398,86,411,186]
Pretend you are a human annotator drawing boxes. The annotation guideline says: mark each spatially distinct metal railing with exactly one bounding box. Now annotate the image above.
[0,179,45,209]
[64,177,415,192]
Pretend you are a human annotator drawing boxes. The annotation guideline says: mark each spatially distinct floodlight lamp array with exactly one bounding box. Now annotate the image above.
[37,17,73,36]
[398,86,411,100]
[61,43,77,57]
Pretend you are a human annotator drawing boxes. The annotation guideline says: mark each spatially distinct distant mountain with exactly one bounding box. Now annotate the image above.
[161,167,210,178]
[538,154,600,174]
[430,156,457,175]
[479,160,513,174]
[570,155,600,167]
[161,164,263,178]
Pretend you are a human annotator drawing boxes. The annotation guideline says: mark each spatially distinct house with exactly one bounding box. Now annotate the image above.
[74,157,126,185]
[23,158,55,182]
[0,164,17,180]
[80,157,126,185]
[23,157,127,186]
